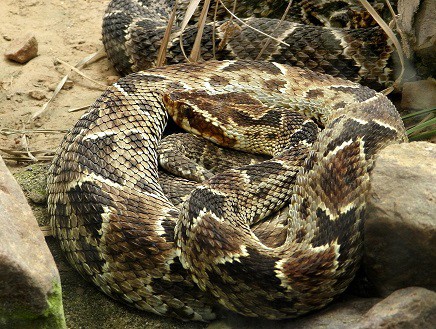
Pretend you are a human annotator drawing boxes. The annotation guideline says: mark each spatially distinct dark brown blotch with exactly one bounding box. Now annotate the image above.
[229,107,283,128]
[326,118,399,159]
[333,101,347,110]
[329,85,376,102]
[279,247,337,294]
[208,74,230,87]
[310,207,364,273]
[222,60,282,75]
[167,81,185,90]
[188,188,226,221]
[263,78,287,91]
[306,89,325,98]
[66,182,108,274]
[319,140,363,207]
[295,227,307,243]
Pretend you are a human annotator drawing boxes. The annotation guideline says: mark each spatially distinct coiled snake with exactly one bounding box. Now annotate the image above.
[47,0,406,321]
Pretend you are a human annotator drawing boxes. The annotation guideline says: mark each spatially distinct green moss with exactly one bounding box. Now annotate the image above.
[14,163,49,203]
[13,163,51,227]
[43,280,66,329]
[0,280,66,329]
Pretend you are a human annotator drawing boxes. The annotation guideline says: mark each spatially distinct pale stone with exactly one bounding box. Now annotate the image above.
[0,156,66,328]
[365,142,436,295]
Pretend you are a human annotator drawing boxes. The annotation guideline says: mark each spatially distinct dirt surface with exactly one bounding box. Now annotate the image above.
[0,0,117,172]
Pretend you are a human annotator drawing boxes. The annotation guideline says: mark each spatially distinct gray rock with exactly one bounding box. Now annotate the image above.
[0,156,65,328]
[4,33,38,64]
[397,0,436,78]
[401,79,436,110]
[207,295,380,329]
[356,287,436,329]
[28,90,47,101]
[365,142,436,296]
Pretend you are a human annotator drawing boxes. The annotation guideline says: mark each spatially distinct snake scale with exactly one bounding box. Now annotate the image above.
[47,0,407,321]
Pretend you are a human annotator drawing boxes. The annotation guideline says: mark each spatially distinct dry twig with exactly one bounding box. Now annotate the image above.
[56,58,107,88]
[178,0,203,61]
[188,0,211,62]
[157,1,179,67]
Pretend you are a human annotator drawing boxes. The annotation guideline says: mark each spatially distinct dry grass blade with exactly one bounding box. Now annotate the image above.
[30,49,105,122]
[68,105,91,113]
[382,86,394,96]
[358,0,405,90]
[214,1,242,53]
[0,148,55,162]
[56,58,107,88]
[188,0,211,62]
[157,1,178,67]
[30,75,69,122]
[23,50,106,161]
[0,148,54,155]
[211,0,219,58]
[179,0,202,61]
[177,0,290,62]
[256,0,293,60]
[78,47,106,66]
[218,0,289,47]
[0,128,68,135]
[21,132,37,162]
[0,155,54,162]
[385,0,410,60]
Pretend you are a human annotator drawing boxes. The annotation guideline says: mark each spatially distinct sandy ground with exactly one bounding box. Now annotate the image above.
[0,0,117,171]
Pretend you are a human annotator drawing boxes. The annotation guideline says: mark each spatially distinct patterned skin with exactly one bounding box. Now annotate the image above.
[48,59,406,320]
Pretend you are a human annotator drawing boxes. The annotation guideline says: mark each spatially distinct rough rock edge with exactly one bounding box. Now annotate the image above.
[365,141,436,295]
[0,156,66,329]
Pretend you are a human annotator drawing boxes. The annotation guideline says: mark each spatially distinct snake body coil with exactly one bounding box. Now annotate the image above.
[47,0,406,321]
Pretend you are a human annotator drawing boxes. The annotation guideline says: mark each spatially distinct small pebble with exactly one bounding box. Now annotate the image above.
[63,80,74,90]
[4,33,38,64]
[106,75,119,85]
[28,90,46,100]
